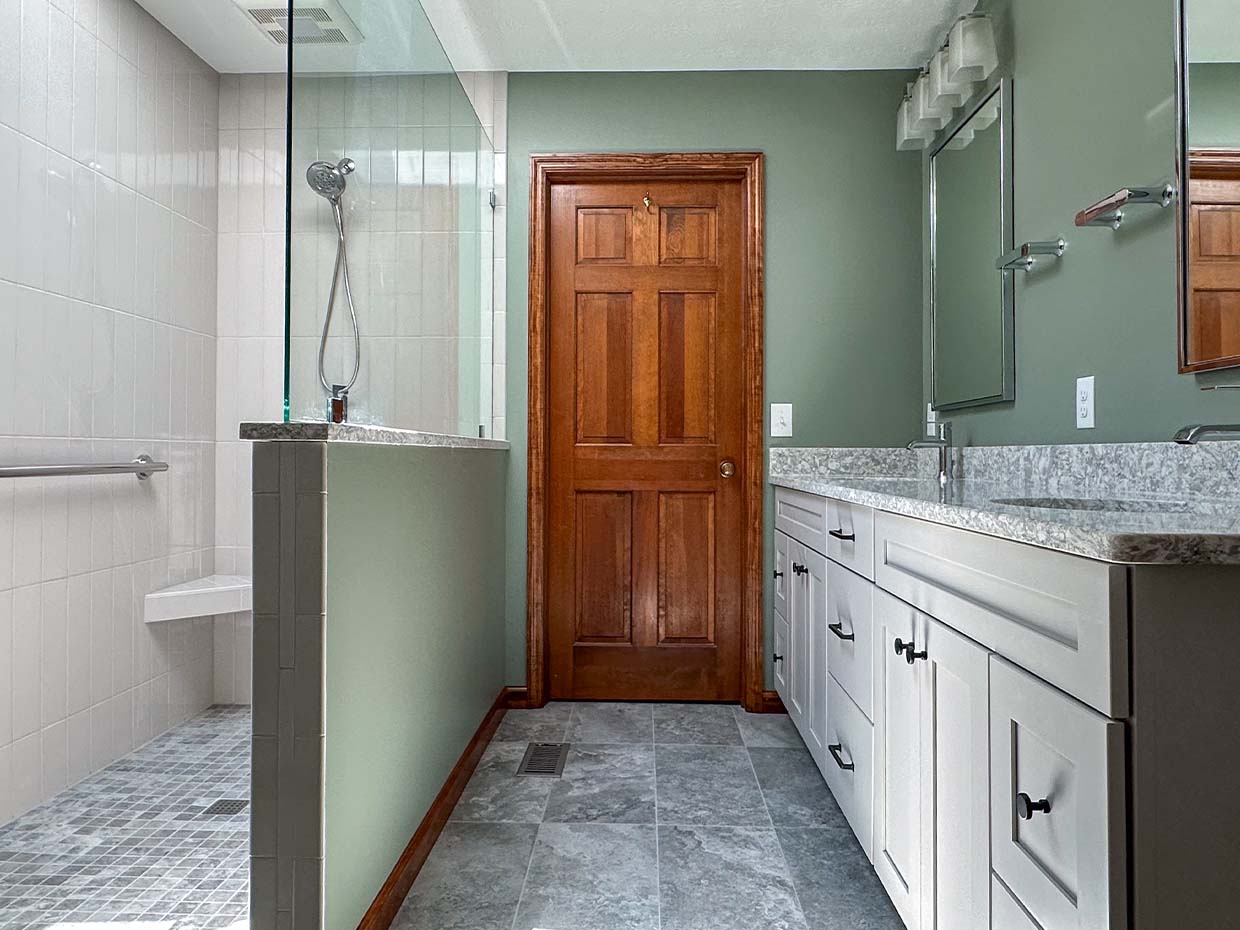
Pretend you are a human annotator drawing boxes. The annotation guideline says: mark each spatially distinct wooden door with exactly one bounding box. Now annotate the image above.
[919,615,990,930]
[545,176,747,701]
[1187,153,1240,367]
[874,590,924,930]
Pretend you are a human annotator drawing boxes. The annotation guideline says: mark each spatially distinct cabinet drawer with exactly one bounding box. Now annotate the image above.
[826,499,874,579]
[775,487,829,555]
[874,511,1129,717]
[823,674,874,860]
[992,875,1044,930]
[990,659,1127,930]
[826,561,874,720]
[774,530,791,619]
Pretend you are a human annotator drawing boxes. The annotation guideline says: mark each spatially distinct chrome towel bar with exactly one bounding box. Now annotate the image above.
[1075,184,1176,230]
[996,238,1067,272]
[0,454,168,481]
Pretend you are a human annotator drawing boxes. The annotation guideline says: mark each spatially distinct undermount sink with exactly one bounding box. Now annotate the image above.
[991,496,1193,514]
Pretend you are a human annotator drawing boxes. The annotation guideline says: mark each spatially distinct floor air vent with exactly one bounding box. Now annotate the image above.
[203,799,249,816]
[516,743,570,778]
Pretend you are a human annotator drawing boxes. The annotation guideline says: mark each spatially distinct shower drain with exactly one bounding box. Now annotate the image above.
[516,743,570,778]
[203,798,249,817]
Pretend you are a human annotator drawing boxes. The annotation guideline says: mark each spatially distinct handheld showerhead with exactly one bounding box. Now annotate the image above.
[306,158,356,202]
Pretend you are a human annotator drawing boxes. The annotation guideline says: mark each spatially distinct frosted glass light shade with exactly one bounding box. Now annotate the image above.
[945,128,975,151]
[897,97,932,151]
[912,74,951,132]
[932,45,977,105]
[947,14,998,85]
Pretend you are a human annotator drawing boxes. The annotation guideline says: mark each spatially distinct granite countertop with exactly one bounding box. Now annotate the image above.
[240,422,509,450]
[770,473,1240,565]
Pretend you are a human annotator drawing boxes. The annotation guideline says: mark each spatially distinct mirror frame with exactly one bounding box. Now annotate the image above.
[1175,0,1240,372]
[929,78,1016,411]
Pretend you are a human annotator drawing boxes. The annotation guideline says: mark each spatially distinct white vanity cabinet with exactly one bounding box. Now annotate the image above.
[771,487,1240,930]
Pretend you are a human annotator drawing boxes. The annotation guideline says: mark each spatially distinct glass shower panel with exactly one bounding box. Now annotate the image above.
[284,0,495,436]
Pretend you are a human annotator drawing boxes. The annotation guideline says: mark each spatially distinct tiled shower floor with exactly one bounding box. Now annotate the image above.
[393,702,902,930]
[0,706,251,930]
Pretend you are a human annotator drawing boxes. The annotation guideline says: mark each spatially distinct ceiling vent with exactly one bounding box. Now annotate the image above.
[232,0,364,46]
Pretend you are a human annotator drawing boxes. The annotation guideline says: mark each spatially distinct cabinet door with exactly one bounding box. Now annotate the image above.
[920,615,990,930]
[773,612,790,705]
[786,540,808,730]
[990,658,1126,930]
[802,546,829,771]
[774,530,791,619]
[873,590,923,930]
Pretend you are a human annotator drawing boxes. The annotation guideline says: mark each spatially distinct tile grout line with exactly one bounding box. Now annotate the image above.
[652,704,662,930]
[506,703,570,930]
[743,733,813,928]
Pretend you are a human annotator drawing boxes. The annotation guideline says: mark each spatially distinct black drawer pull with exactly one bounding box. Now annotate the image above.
[828,743,855,771]
[828,621,854,642]
[1016,792,1051,820]
[828,528,856,542]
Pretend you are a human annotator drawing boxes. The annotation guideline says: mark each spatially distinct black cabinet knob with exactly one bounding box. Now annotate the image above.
[792,563,809,576]
[894,638,927,664]
[773,570,784,579]
[1016,792,1051,820]
[772,653,784,664]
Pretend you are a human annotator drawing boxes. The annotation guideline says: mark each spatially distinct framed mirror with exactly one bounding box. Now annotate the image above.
[929,80,1015,410]
[1178,1,1240,372]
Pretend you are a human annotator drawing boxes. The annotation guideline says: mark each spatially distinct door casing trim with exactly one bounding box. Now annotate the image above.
[525,152,766,710]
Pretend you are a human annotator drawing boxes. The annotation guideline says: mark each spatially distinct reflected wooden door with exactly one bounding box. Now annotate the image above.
[546,178,746,700]
[1187,152,1240,368]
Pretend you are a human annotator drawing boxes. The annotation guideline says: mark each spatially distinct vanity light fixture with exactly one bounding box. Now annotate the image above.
[897,92,934,150]
[927,46,969,111]
[913,71,954,131]
[946,13,999,86]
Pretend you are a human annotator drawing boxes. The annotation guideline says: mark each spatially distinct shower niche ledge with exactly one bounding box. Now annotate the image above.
[144,574,253,624]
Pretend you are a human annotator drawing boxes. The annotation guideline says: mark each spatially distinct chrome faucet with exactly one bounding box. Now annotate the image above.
[1172,424,1240,444]
[909,421,954,486]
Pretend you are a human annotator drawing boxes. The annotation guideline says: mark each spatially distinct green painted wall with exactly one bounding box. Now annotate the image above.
[322,444,507,930]
[924,0,1240,447]
[1190,62,1240,147]
[503,71,926,685]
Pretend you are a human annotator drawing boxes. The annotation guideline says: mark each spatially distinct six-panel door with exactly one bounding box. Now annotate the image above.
[546,179,747,700]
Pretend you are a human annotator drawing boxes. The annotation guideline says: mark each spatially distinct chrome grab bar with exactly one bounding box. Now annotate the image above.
[0,454,168,481]
[996,239,1067,272]
[1074,184,1176,230]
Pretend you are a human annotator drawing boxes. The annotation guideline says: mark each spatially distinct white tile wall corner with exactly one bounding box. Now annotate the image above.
[250,441,326,930]
[0,0,220,825]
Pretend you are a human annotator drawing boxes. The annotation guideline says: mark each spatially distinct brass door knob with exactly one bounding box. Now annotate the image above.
[719,459,736,478]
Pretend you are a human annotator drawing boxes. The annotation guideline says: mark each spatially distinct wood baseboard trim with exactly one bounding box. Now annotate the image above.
[499,686,533,709]
[755,690,786,714]
[355,689,512,930]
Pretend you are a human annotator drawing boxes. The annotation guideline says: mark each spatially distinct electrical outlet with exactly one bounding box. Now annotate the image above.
[1076,376,1095,429]
[771,403,793,438]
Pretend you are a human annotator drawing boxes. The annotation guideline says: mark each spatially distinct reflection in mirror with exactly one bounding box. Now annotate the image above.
[930,81,1015,410]
[1181,0,1240,371]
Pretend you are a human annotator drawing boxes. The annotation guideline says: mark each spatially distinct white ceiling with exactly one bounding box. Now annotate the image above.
[137,0,974,74]
[1186,0,1240,63]
[135,0,455,74]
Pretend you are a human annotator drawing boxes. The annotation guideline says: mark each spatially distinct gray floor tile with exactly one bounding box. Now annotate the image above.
[494,703,574,743]
[658,825,808,930]
[750,747,842,826]
[653,703,744,745]
[566,702,654,744]
[734,708,806,748]
[778,827,903,930]
[543,744,656,824]
[0,706,250,930]
[450,742,554,823]
[655,745,769,826]
[392,822,538,930]
[513,823,659,930]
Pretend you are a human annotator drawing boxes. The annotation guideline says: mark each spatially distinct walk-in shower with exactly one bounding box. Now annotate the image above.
[307,157,363,423]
